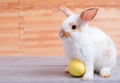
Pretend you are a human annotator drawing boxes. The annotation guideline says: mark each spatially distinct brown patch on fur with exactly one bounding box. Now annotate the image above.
[99,74,110,78]
[64,67,69,73]
[103,49,112,59]
[64,32,71,38]
[69,22,74,27]
[78,24,80,29]
[59,29,71,38]
[78,24,81,32]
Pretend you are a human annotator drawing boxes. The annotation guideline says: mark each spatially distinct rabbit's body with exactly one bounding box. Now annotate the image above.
[63,24,116,72]
[60,6,117,80]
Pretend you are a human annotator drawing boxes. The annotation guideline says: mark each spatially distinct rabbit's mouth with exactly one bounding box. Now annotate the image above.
[59,29,71,39]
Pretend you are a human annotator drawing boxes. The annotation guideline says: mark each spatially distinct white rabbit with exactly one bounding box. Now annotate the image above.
[59,6,117,80]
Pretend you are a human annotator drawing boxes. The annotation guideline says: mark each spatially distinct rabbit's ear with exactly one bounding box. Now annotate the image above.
[60,6,74,17]
[80,7,98,22]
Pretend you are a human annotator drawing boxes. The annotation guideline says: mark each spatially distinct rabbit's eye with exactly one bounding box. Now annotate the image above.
[72,25,77,30]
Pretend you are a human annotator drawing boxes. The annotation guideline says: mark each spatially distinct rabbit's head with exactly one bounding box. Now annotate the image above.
[59,6,98,41]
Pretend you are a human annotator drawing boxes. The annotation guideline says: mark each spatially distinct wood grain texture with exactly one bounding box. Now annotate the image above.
[0,0,120,55]
[0,56,119,83]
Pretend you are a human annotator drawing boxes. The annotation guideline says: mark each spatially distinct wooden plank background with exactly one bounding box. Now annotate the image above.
[0,0,120,56]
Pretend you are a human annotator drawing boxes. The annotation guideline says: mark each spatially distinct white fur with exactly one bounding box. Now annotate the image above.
[60,11,117,80]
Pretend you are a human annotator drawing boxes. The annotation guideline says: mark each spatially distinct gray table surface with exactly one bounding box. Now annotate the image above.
[0,56,119,83]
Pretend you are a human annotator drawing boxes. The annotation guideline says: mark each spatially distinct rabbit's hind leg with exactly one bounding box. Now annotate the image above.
[99,67,111,78]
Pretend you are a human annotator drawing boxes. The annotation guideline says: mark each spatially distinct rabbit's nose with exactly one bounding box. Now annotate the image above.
[59,29,65,38]
[59,29,71,38]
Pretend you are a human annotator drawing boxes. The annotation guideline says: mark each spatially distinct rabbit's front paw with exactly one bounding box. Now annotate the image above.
[81,73,93,80]
[64,67,69,73]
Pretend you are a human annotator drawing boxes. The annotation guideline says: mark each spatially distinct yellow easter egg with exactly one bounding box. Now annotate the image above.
[68,59,86,76]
